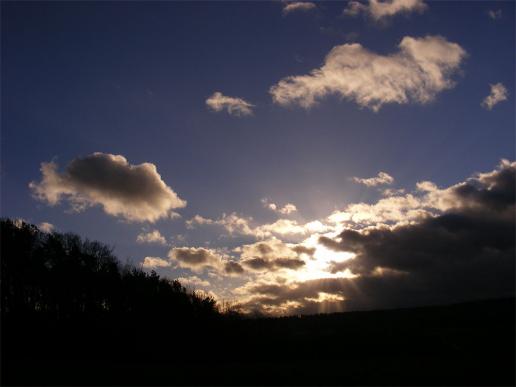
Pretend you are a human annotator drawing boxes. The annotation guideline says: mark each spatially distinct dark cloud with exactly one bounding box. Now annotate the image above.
[453,162,515,214]
[172,247,214,266]
[241,257,305,271]
[168,247,223,272]
[30,153,186,222]
[242,257,270,271]
[274,258,306,270]
[319,161,515,305]
[239,239,308,272]
[242,161,515,315]
[169,247,246,276]
[291,245,316,256]
[224,261,245,275]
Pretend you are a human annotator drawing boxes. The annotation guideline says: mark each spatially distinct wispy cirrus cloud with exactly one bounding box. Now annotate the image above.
[488,9,502,20]
[482,83,508,110]
[343,0,427,21]
[270,35,466,111]
[352,171,394,187]
[206,92,254,116]
[282,1,316,15]
[186,212,329,240]
[30,153,186,223]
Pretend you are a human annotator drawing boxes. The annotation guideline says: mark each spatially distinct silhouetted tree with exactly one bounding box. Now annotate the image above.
[0,218,219,320]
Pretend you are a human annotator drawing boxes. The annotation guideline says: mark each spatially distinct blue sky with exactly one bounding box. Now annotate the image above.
[2,1,514,314]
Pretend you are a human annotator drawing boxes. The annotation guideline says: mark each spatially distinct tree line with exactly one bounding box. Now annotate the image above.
[1,218,219,320]
[1,218,514,386]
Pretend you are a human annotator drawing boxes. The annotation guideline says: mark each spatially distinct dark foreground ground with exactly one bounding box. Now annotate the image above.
[2,297,514,386]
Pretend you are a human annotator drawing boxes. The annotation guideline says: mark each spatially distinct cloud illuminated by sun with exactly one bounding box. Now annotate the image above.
[286,233,357,282]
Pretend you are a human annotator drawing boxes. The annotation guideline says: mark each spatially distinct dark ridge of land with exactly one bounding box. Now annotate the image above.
[1,219,515,386]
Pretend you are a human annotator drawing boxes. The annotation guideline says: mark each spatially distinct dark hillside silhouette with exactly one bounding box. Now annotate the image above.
[1,219,514,386]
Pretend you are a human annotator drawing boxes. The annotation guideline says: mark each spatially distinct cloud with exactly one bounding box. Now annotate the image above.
[238,238,310,272]
[261,198,298,214]
[169,247,221,271]
[344,0,427,21]
[29,153,186,223]
[186,214,215,229]
[206,92,254,116]
[488,9,502,20]
[352,171,394,187]
[224,260,245,275]
[187,212,256,236]
[38,222,55,233]
[255,219,307,237]
[142,256,171,269]
[382,188,406,197]
[235,160,515,315]
[168,246,244,276]
[177,275,211,288]
[291,245,316,256]
[186,212,316,239]
[270,35,466,111]
[178,162,513,316]
[322,160,515,296]
[327,193,430,227]
[283,1,316,15]
[482,83,508,110]
[136,230,167,245]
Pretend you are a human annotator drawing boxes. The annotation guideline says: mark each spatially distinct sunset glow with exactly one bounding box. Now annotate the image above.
[2,0,513,316]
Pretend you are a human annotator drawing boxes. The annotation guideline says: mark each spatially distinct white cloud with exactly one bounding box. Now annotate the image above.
[187,212,326,240]
[186,212,256,236]
[142,256,171,268]
[206,92,254,116]
[177,161,514,316]
[328,193,430,227]
[283,1,316,15]
[38,222,55,233]
[270,35,466,111]
[29,153,186,223]
[186,214,214,229]
[136,230,167,245]
[328,160,516,229]
[255,219,307,237]
[344,0,427,21]
[382,188,406,197]
[352,171,394,187]
[488,9,502,20]
[177,275,211,288]
[482,83,508,110]
[416,180,438,192]
[261,198,298,214]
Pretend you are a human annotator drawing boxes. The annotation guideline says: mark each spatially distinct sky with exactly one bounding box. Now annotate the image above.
[2,0,515,315]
